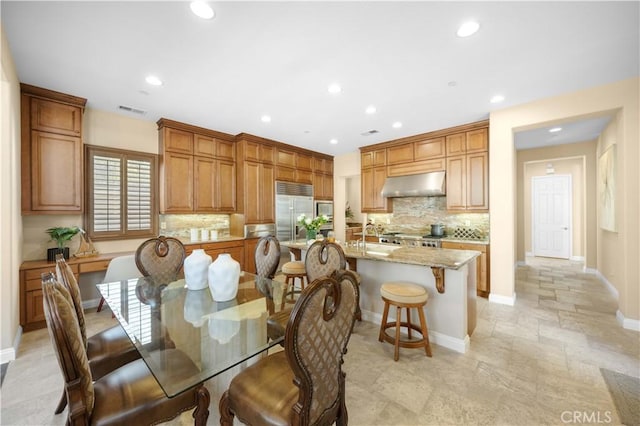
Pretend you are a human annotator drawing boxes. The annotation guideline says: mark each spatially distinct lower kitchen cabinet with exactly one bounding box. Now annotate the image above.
[201,240,245,271]
[441,241,490,297]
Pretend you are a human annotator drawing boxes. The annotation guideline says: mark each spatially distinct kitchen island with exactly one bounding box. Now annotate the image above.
[281,240,480,353]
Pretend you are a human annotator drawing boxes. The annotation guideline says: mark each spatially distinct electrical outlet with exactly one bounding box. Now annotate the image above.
[160,221,167,230]
[464,220,471,227]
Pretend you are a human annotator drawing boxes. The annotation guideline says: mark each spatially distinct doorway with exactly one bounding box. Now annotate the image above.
[532,174,572,259]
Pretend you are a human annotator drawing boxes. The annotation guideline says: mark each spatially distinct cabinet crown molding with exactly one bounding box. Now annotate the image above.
[20,83,87,108]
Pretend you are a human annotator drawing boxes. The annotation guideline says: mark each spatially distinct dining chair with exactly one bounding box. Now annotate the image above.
[135,236,186,285]
[41,272,210,425]
[53,255,141,414]
[96,254,143,312]
[267,240,349,342]
[253,235,282,315]
[219,269,360,426]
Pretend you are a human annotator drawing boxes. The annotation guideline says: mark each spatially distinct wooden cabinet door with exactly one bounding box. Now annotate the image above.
[216,139,236,161]
[296,153,312,170]
[26,290,45,324]
[414,137,445,160]
[362,166,388,212]
[218,160,236,212]
[446,133,466,156]
[466,152,489,210]
[466,128,488,153]
[324,174,334,199]
[361,168,374,211]
[194,134,216,158]
[441,242,489,296]
[244,238,259,274]
[244,161,261,223]
[361,149,386,168]
[446,155,466,210]
[163,127,193,154]
[260,164,275,223]
[163,151,193,212]
[313,172,325,199]
[30,131,82,212]
[296,169,313,184]
[31,98,82,136]
[275,166,296,182]
[387,143,413,165]
[194,156,216,211]
[277,148,296,168]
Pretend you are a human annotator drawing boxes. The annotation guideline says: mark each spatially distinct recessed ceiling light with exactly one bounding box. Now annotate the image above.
[328,83,342,94]
[549,127,562,133]
[330,139,338,145]
[490,95,505,103]
[392,122,403,129]
[145,75,163,86]
[190,1,215,19]
[261,115,271,123]
[365,105,377,114]
[457,21,480,37]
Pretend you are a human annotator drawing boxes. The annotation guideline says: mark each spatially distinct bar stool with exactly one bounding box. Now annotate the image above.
[281,260,307,305]
[378,281,432,361]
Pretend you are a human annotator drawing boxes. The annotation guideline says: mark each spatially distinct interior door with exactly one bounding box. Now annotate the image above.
[532,175,571,259]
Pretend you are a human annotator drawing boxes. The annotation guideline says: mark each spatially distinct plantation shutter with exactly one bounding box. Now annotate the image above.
[93,155,122,232]
[127,159,152,231]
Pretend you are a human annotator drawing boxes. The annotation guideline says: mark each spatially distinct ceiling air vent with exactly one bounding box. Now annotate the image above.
[360,129,379,136]
[118,105,147,115]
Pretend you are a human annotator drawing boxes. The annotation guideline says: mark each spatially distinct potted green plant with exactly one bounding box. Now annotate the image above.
[46,226,80,261]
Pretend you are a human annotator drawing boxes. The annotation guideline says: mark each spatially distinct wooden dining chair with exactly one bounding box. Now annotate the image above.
[253,235,282,316]
[219,269,360,426]
[41,272,210,425]
[267,240,348,342]
[53,255,141,414]
[135,236,186,285]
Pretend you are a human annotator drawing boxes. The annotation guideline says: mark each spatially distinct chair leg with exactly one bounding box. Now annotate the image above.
[96,296,105,312]
[219,390,235,426]
[54,390,67,414]
[192,384,210,426]
[378,301,390,342]
[406,307,412,339]
[417,306,433,357]
[394,306,402,361]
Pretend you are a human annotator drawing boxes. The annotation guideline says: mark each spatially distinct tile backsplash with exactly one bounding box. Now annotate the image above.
[160,214,230,239]
[368,197,489,237]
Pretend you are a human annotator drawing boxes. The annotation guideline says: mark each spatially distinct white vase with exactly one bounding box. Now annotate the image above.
[208,253,241,302]
[184,249,212,290]
[183,289,214,327]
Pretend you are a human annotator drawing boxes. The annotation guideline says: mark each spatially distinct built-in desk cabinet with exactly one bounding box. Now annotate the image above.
[19,253,128,331]
[20,84,87,214]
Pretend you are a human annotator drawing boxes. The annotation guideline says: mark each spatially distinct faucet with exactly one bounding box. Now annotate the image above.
[362,223,379,252]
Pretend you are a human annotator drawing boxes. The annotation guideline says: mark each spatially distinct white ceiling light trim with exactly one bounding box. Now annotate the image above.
[392,122,403,129]
[330,138,338,145]
[190,1,215,19]
[261,115,271,123]
[549,127,562,133]
[490,95,505,103]
[365,105,376,114]
[327,83,342,94]
[457,21,480,37]
[145,75,163,86]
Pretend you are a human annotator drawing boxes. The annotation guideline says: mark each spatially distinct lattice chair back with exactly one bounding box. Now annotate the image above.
[135,236,186,285]
[254,235,281,279]
[285,269,359,425]
[55,254,87,346]
[304,240,346,282]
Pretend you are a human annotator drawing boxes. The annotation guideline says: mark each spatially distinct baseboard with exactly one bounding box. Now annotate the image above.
[82,297,101,310]
[616,310,640,332]
[570,255,585,262]
[489,292,516,306]
[525,251,534,257]
[1,326,22,364]
[596,270,619,299]
[359,310,469,354]
[583,266,598,274]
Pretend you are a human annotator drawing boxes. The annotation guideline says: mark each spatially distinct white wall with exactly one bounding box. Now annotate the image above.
[490,77,639,326]
[333,151,361,242]
[1,25,23,361]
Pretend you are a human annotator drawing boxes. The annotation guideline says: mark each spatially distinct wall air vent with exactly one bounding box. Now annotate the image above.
[118,105,147,115]
[360,129,379,136]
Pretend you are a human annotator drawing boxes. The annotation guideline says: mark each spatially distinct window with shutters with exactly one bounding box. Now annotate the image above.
[85,145,158,240]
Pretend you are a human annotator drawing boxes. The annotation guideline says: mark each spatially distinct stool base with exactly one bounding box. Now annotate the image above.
[378,298,432,361]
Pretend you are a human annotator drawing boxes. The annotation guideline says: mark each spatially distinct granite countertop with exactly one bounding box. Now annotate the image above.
[280,240,480,270]
[180,236,245,246]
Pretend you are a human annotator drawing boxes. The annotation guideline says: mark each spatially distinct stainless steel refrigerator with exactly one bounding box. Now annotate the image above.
[275,181,314,244]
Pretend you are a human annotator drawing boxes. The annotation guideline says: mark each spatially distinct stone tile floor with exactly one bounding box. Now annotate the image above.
[1,257,638,425]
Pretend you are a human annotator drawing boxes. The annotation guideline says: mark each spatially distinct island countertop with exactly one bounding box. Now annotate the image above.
[280,240,480,270]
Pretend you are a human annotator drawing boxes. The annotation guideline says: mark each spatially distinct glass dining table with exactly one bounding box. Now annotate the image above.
[97,271,287,397]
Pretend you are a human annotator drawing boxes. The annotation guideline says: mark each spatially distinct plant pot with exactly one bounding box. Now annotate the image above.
[47,247,69,262]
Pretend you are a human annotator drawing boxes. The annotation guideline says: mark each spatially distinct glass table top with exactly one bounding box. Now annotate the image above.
[97,271,287,397]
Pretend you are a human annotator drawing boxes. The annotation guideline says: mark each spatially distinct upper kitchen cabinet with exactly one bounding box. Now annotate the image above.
[446,127,489,212]
[360,148,391,213]
[313,154,334,200]
[236,134,276,224]
[158,118,236,214]
[275,147,317,185]
[20,84,86,214]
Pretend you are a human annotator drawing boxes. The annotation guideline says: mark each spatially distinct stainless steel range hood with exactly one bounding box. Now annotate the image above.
[381,171,446,197]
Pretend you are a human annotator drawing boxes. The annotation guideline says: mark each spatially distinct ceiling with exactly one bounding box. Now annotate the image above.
[2,1,638,156]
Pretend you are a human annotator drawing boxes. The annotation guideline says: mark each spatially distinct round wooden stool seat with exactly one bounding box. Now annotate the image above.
[282,261,307,304]
[378,281,432,361]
